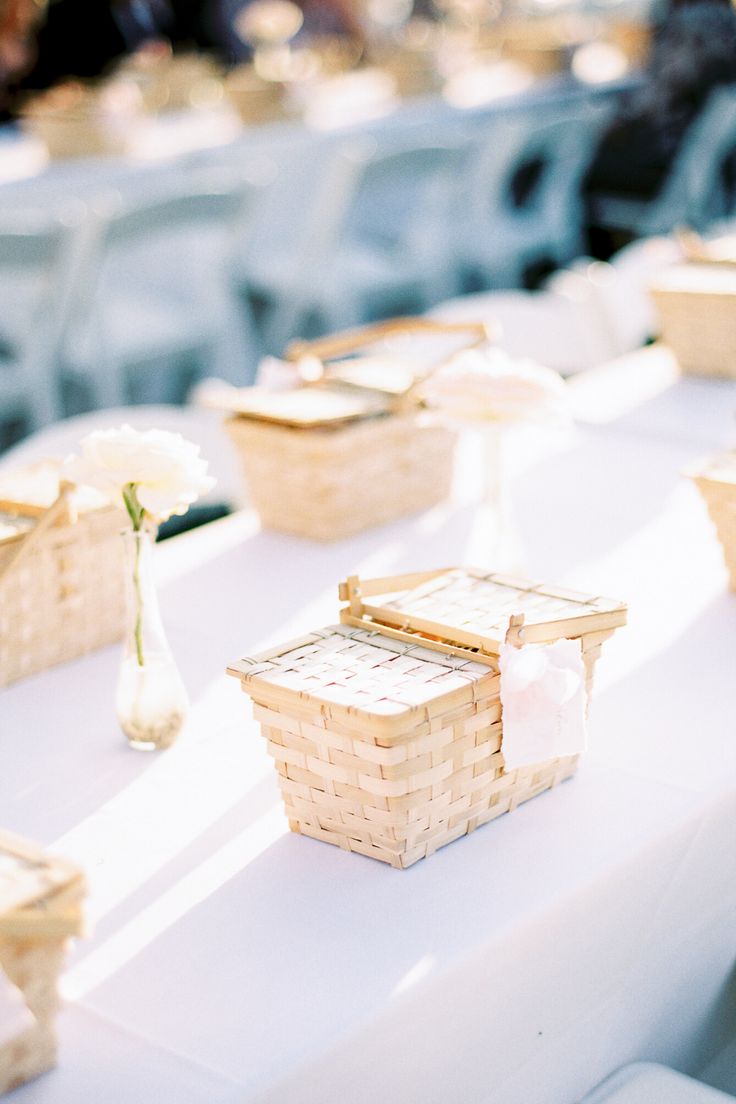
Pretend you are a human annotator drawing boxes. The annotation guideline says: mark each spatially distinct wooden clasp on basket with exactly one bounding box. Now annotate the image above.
[505,614,526,649]
[340,574,363,617]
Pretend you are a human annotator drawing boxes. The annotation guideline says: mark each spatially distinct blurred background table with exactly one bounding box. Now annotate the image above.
[0,68,634,448]
[2,359,736,1104]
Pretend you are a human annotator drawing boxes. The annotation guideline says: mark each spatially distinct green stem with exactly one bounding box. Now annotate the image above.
[122,484,146,668]
[132,532,145,668]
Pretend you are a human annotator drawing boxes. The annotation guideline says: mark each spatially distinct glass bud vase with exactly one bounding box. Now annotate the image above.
[477,421,525,574]
[116,527,188,751]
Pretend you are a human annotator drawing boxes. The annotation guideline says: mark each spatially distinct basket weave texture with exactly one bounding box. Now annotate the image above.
[229,569,626,868]
[0,464,126,687]
[223,317,493,541]
[650,265,736,378]
[691,452,736,589]
[0,834,84,1095]
[227,412,455,541]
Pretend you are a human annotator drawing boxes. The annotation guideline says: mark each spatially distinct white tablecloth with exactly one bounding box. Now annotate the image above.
[3,354,736,1103]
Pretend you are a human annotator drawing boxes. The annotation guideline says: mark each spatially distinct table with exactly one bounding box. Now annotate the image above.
[0,75,624,212]
[3,351,736,1103]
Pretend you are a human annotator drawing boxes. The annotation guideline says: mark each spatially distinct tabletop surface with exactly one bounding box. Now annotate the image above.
[3,348,736,1103]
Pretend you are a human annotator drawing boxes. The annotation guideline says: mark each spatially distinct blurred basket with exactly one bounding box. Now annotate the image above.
[228,568,626,868]
[125,52,224,113]
[224,318,488,541]
[21,111,129,159]
[20,82,140,159]
[650,263,736,378]
[375,32,442,98]
[0,832,84,1094]
[690,451,736,589]
[478,18,575,76]
[0,462,126,686]
[224,65,288,124]
[607,19,651,67]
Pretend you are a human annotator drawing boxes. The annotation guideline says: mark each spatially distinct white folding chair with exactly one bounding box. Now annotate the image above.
[61,175,263,411]
[457,99,613,289]
[238,139,470,354]
[589,86,736,238]
[432,230,683,374]
[0,210,80,434]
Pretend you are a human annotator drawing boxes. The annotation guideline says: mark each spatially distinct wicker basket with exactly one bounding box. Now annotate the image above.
[20,80,139,159]
[228,568,626,868]
[122,52,223,113]
[376,46,441,98]
[691,451,736,589]
[225,318,489,541]
[0,463,126,687]
[477,19,575,76]
[224,66,288,124]
[650,264,736,378]
[0,833,85,1095]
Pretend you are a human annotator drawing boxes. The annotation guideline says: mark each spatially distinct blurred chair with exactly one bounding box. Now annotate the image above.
[0,210,80,434]
[583,234,683,350]
[61,176,263,412]
[432,259,624,375]
[432,233,682,374]
[456,101,613,290]
[580,1062,736,1102]
[238,140,470,354]
[589,86,736,238]
[0,404,246,508]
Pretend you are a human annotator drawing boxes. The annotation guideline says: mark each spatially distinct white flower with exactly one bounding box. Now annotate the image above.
[417,346,567,424]
[65,425,215,522]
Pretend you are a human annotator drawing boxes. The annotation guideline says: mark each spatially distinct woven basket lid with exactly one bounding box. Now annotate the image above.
[651,263,736,295]
[0,832,84,936]
[688,450,736,486]
[0,460,108,520]
[228,624,495,729]
[339,568,627,658]
[225,386,391,428]
[678,228,736,266]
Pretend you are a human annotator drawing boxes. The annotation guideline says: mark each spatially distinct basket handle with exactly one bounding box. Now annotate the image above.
[0,482,75,584]
[286,317,492,364]
[338,569,449,609]
[505,614,526,649]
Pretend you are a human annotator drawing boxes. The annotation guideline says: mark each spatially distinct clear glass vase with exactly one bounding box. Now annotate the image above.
[477,421,526,573]
[115,527,188,751]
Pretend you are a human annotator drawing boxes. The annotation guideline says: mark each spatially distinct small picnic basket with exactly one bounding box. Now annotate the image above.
[690,451,736,589]
[650,259,736,378]
[228,568,627,868]
[0,832,85,1094]
[0,462,126,687]
[224,318,489,541]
